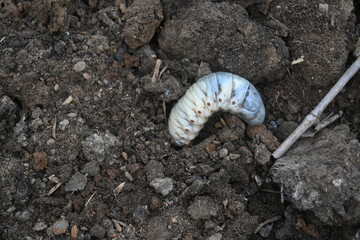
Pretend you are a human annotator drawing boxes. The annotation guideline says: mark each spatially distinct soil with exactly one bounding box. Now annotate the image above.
[1,0,360,239]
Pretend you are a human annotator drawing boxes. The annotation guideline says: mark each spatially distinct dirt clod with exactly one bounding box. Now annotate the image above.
[187,196,221,220]
[123,0,163,49]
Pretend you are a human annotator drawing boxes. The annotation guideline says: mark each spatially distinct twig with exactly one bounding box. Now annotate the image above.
[52,117,57,139]
[85,191,97,207]
[255,215,281,234]
[302,111,343,137]
[151,59,162,83]
[272,56,360,159]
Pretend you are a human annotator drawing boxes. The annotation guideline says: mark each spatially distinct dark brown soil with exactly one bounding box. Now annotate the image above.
[1,0,360,239]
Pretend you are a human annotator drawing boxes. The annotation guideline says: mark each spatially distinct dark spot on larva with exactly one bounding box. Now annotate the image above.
[219,98,222,102]
[190,119,194,123]
[197,110,202,114]
[207,102,211,106]
[232,101,236,105]
[253,92,257,95]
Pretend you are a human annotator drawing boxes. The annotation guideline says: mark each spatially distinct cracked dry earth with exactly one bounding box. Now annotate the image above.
[1,0,360,239]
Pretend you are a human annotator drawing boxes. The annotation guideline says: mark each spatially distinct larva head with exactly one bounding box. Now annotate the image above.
[236,83,265,125]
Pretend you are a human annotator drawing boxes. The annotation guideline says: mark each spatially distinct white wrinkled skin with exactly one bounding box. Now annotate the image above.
[168,72,265,146]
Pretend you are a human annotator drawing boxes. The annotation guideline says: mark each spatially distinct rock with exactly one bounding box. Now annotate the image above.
[31,107,42,119]
[54,40,67,55]
[90,224,106,239]
[208,233,222,240]
[81,132,122,162]
[83,161,100,176]
[65,172,87,192]
[275,121,298,142]
[187,196,221,220]
[219,148,228,158]
[238,146,253,164]
[73,61,86,72]
[159,1,289,83]
[150,178,173,196]
[271,125,360,225]
[14,179,33,204]
[32,152,48,171]
[15,210,32,222]
[180,179,212,199]
[123,0,163,49]
[0,95,17,117]
[59,119,69,130]
[51,219,69,235]
[246,124,280,151]
[254,143,271,165]
[132,205,150,223]
[144,160,165,182]
[33,222,47,231]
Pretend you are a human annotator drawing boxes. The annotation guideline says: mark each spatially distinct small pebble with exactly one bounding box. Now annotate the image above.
[47,139,55,145]
[73,61,86,72]
[83,72,91,80]
[90,225,106,239]
[219,148,228,158]
[67,113,77,118]
[71,225,78,239]
[31,107,43,119]
[59,119,70,130]
[54,84,59,91]
[52,219,69,235]
[65,172,87,192]
[254,143,271,165]
[62,95,74,105]
[34,222,47,231]
[150,178,173,196]
[208,233,223,240]
[83,161,100,176]
[132,205,150,223]
[15,210,32,222]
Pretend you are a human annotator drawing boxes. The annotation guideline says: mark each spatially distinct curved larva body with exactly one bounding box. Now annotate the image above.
[168,72,265,146]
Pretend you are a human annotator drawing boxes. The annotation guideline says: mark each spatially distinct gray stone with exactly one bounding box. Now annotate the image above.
[90,224,106,239]
[65,172,87,192]
[144,160,165,182]
[83,161,100,176]
[73,61,86,72]
[150,178,173,196]
[187,196,221,220]
[15,210,32,222]
[132,205,150,223]
[254,143,271,165]
[33,222,47,231]
[51,219,69,235]
[271,125,360,225]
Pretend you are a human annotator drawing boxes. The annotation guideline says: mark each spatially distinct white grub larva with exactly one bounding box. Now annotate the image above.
[168,72,265,146]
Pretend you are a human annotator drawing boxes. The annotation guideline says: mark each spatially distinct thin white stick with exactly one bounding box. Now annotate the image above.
[272,56,360,159]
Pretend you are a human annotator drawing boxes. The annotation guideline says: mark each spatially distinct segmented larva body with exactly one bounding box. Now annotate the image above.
[168,72,265,146]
